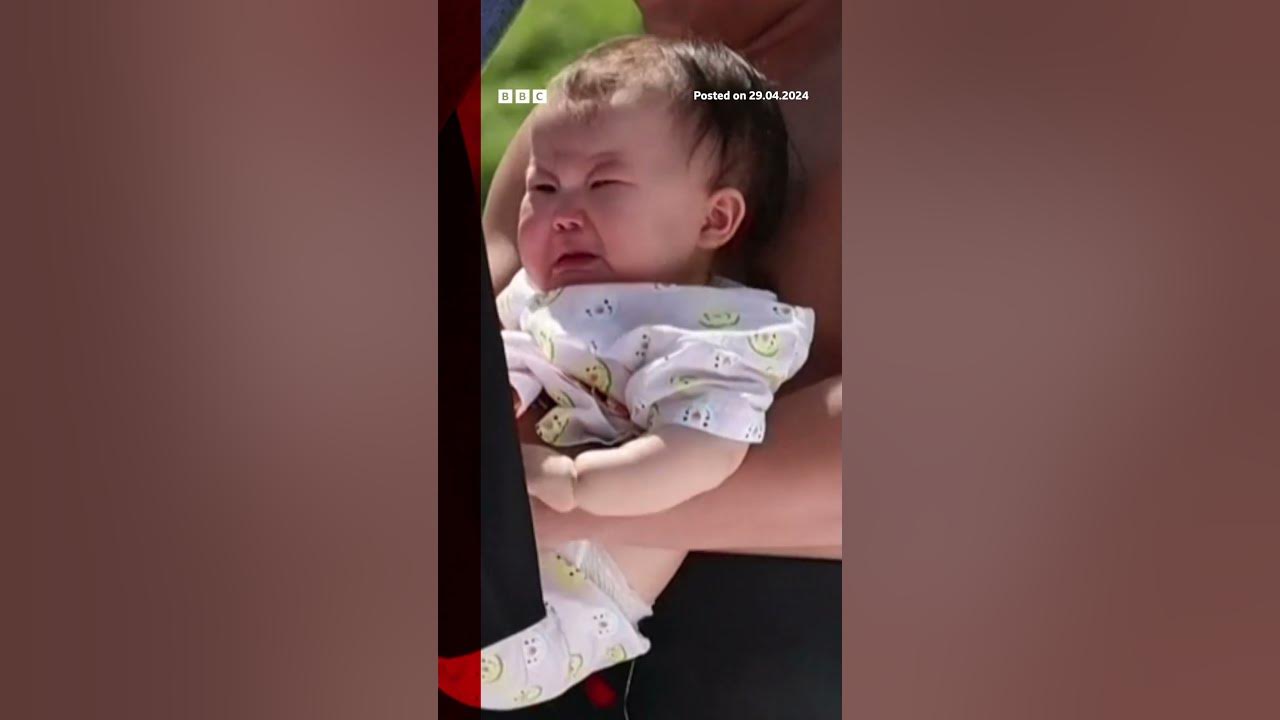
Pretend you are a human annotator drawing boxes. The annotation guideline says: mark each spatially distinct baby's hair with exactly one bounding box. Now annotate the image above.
[547,36,790,282]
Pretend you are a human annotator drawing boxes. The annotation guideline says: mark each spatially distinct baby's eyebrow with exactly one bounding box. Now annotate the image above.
[526,164,560,182]
[530,151,626,180]
[588,154,628,173]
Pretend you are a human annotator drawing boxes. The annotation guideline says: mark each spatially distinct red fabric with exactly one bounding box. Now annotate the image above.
[584,673,619,709]
[457,72,483,200]
[438,651,481,708]
[437,2,478,132]
[438,654,622,710]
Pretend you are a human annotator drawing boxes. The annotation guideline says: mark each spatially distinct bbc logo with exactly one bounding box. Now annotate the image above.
[497,88,547,105]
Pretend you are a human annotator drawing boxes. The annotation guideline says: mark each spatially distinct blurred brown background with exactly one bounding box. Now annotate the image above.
[842,2,1279,717]
[13,1,439,718]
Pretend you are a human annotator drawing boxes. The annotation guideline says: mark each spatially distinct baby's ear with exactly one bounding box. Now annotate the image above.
[697,187,747,250]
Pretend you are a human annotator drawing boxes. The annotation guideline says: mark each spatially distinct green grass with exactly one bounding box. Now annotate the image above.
[480,0,643,205]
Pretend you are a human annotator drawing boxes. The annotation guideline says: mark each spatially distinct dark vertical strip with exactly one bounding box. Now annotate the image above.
[438,1,544,716]
[476,173,544,649]
[436,113,483,662]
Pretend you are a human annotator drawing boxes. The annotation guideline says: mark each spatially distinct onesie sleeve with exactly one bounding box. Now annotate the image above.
[621,301,816,444]
[622,338,774,444]
[502,330,545,416]
[494,269,539,331]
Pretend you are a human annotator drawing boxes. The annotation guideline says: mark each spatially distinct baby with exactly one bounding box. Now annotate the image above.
[481,36,813,710]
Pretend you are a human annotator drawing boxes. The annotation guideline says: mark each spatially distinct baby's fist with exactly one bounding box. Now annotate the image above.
[521,444,577,513]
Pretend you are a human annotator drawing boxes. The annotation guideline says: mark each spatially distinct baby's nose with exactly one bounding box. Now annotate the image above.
[551,212,584,233]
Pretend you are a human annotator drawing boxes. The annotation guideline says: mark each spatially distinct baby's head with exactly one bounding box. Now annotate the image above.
[517,36,788,290]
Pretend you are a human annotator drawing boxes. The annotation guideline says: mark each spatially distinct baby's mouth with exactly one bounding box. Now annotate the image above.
[552,251,603,273]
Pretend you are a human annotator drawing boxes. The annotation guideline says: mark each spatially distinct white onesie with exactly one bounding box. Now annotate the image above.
[479,270,814,710]
[498,269,814,449]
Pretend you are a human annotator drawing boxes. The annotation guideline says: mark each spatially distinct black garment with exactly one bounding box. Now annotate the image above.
[477,238,545,648]
[437,112,544,661]
[484,552,841,719]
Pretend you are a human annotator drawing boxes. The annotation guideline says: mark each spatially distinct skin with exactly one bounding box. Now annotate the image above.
[515,91,753,515]
[521,422,748,604]
[484,0,843,558]
[509,90,754,602]
[516,93,745,291]
[524,427,749,517]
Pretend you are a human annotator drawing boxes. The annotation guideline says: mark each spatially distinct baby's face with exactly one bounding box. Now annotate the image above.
[517,96,717,290]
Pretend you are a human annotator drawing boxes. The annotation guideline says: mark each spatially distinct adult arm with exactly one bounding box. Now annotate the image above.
[482,118,532,292]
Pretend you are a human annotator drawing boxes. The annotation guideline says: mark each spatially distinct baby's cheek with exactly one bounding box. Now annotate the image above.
[602,231,655,278]
[611,204,672,261]
[650,196,701,239]
[515,197,536,237]
[516,213,551,284]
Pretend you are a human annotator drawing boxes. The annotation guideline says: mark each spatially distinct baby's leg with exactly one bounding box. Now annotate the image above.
[479,546,653,710]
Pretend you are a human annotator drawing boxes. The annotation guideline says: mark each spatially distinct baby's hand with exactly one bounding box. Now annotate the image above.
[521,443,577,513]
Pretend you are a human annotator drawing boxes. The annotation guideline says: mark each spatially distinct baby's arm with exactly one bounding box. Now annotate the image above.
[532,426,749,517]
